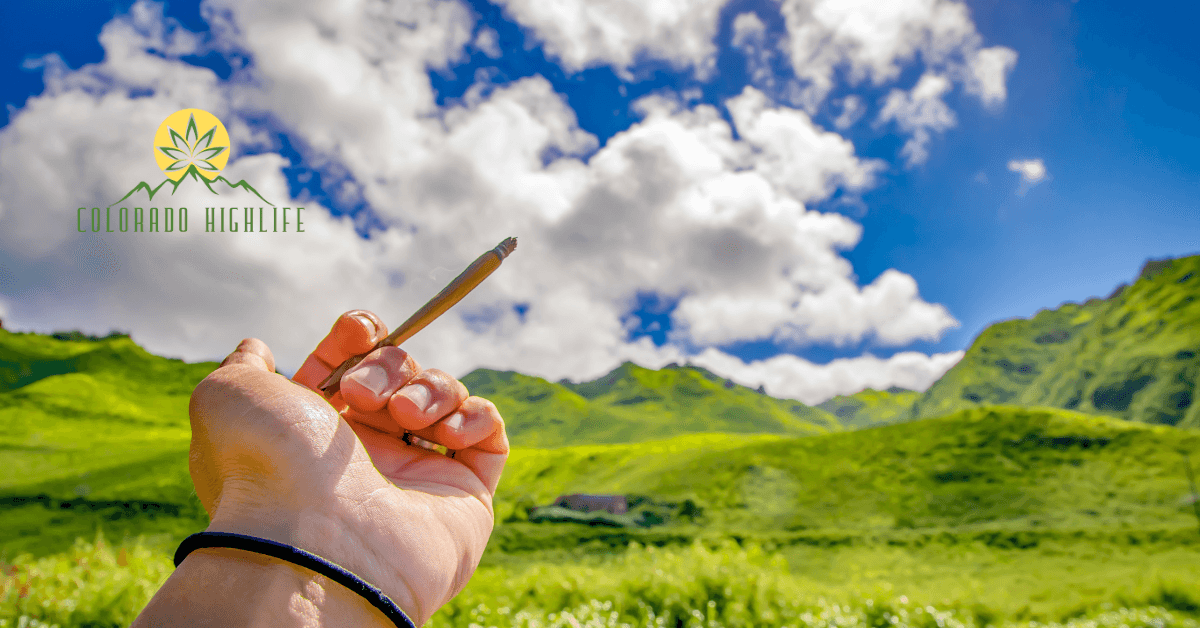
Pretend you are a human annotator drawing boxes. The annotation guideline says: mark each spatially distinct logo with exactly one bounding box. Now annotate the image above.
[78,108,305,234]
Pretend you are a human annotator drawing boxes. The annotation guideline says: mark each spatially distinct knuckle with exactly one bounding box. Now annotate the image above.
[420,369,459,393]
[374,345,408,361]
[402,352,420,373]
[467,396,502,422]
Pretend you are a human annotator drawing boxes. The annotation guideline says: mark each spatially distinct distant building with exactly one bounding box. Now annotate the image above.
[553,494,627,515]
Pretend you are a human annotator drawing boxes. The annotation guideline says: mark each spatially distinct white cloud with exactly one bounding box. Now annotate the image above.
[493,0,1015,119]
[690,348,966,405]
[0,0,964,406]
[490,0,1015,171]
[772,0,1016,167]
[832,95,865,130]
[727,87,882,201]
[777,0,1015,107]
[877,73,957,166]
[1007,158,1048,195]
[730,12,777,88]
[676,268,959,347]
[1008,158,1046,183]
[494,0,724,79]
[731,12,767,49]
[474,27,503,59]
[967,46,1019,108]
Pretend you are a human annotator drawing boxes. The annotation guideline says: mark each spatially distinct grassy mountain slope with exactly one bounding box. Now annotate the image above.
[6,247,1200,560]
[0,331,213,395]
[492,406,1200,537]
[816,387,922,429]
[0,330,217,557]
[457,369,616,447]
[915,255,1200,427]
[6,396,1198,560]
[463,362,840,448]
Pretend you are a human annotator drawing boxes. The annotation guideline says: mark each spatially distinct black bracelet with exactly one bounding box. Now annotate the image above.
[175,531,417,628]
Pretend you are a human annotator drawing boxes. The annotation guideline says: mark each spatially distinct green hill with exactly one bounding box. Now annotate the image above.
[6,382,1198,560]
[3,254,1199,559]
[816,387,922,429]
[0,329,217,557]
[472,254,1200,437]
[492,406,1200,535]
[3,330,1199,626]
[914,255,1200,427]
[4,257,1200,625]
[462,361,840,448]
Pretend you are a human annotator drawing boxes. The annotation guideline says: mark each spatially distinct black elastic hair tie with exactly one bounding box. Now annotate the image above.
[175,531,416,628]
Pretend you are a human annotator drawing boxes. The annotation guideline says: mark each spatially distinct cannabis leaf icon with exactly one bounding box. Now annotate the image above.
[156,113,226,175]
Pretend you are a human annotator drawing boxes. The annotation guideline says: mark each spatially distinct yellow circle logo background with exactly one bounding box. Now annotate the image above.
[153,108,231,181]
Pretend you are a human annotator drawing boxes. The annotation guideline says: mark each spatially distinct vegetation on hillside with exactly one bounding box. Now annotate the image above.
[916,255,1200,428]
[0,330,214,559]
[816,387,922,428]
[4,530,1199,627]
[463,362,840,448]
[2,254,1199,627]
[491,406,1200,535]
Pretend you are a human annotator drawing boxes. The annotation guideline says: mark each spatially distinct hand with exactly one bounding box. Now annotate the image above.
[187,310,509,626]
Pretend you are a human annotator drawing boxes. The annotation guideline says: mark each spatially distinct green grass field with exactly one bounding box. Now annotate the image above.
[4,396,1199,626]
[3,258,1200,628]
[4,532,1199,627]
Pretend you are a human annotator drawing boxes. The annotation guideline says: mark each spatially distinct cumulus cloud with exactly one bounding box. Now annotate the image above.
[967,46,1019,108]
[676,268,958,347]
[832,95,865,130]
[1008,158,1046,182]
[1007,158,1048,195]
[494,0,725,79]
[473,27,503,59]
[731,12,767,49]
[727,87,881,201]
[0,0,965,403]
[483,0,1019,173]
[876,73,957,166]
[767,0,1017,167]
[777,0,1015,107]
[730,12,776,88]
[690,349,966,405]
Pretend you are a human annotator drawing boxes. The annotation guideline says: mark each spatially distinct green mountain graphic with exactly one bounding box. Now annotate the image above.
[111,164,275,207]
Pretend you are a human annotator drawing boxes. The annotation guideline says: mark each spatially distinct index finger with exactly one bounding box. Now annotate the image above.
[293,310,388,392]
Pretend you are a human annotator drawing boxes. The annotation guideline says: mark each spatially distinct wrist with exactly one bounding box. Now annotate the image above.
[204,485,430,625]
[133,546,393,628]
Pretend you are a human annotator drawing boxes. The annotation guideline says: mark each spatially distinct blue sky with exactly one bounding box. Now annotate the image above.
[0,0,1196,402]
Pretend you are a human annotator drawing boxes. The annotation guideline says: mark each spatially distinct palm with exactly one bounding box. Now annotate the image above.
[348,421,492,506]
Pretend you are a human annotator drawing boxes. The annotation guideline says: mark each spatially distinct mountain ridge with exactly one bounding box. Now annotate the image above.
[3,253,1196,451]
[468,252,1200,434]
[914,253,1200,428]
[462,362,840,448]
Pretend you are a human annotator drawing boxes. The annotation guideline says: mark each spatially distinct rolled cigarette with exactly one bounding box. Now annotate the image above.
[318,237,517,396]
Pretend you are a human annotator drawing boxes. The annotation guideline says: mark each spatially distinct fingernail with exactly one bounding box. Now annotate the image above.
[351,314,376,338]
[346,365,389,396]
[444,412,465,432]
[398,384,432,412]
